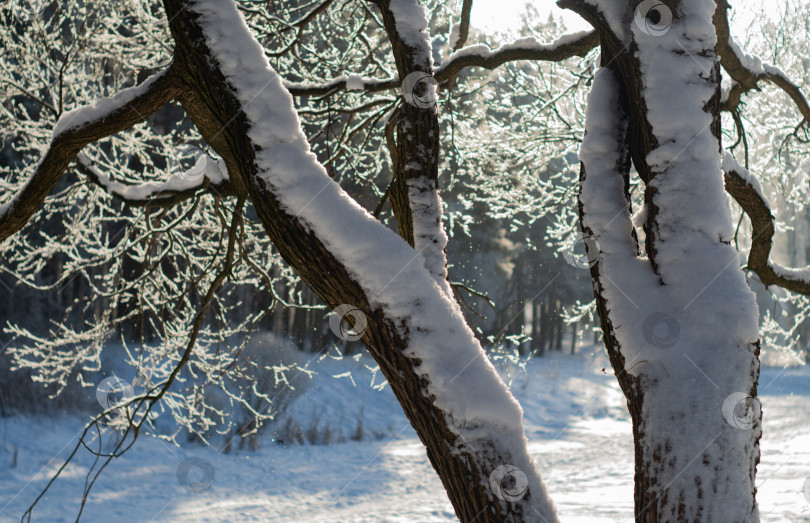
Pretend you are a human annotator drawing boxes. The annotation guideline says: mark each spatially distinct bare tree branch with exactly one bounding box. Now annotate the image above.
[452,0,474,52]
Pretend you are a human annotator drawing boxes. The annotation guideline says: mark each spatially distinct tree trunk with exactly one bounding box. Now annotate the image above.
[563,0,762,519]
[532,300,544,356]
[158,1,557,520]
[569,321,577,354]
[554,308,565,351]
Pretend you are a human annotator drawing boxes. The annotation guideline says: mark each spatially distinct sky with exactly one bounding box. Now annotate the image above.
[470,0,588,34]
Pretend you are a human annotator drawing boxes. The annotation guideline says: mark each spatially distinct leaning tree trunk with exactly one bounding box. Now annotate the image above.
[158,1,557,521]
[563,0,762,520]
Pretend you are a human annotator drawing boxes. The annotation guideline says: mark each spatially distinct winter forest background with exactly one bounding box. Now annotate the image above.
[0,0,809,521]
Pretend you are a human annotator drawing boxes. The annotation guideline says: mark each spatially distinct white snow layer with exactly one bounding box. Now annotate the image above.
[635,2,760,519]
[579,67,670,374]
[439,31,593,73]
[53,70,167,137]
[408,177,450,282]
[769,261,810,283]
[187,1,556,518]
[76,150,226,200]
[2,357,809,521]
[388,0,432,68]
[580,2,764,517]
[344,75,366,91]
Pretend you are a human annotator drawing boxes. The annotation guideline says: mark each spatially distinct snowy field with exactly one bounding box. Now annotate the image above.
[1,347,808,522]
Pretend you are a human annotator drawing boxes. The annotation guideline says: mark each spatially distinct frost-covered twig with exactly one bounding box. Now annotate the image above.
[0,68,183,244]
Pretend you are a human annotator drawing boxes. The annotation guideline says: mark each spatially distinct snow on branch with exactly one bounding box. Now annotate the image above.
[0,68,183,243]
[76,150,233,207]
[578,67,666,372]
[283,30,598,97]
[186,3,557,518]
[715,0,810,122]
[388,0,432,69]
[378,0,451,286]
[437,30,599,81]
[189,0,517,430]
[722,153,810,295]
[52,71,169,137]
[284,75,399,97]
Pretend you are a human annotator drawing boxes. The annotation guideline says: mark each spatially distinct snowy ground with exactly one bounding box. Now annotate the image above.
[1,347,808,522]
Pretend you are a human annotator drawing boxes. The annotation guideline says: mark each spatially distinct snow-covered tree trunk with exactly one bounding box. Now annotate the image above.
[377,0,450,282]
[165,3,556,520]
[566,0,762,520]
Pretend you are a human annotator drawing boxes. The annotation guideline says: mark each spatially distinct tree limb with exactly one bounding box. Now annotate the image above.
[452,0,474,52]
[0,67,185,244]
[437,30,599,82]
[723,156,810,295]
[284,30,599,97]
[714,0,810,123]
[75,152,237,207]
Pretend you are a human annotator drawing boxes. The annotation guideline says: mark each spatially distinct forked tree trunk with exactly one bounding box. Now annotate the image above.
[564,0,762,520]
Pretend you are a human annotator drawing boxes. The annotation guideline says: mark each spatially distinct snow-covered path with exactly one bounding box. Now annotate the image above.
[1,354,808,522]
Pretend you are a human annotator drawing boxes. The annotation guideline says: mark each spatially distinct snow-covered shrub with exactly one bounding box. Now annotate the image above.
[272,417,304,445]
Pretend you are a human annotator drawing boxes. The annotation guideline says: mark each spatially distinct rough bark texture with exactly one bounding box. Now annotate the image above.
[376,0,441,245]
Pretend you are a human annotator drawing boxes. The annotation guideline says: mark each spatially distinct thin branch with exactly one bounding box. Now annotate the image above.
[450,281,496,310]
